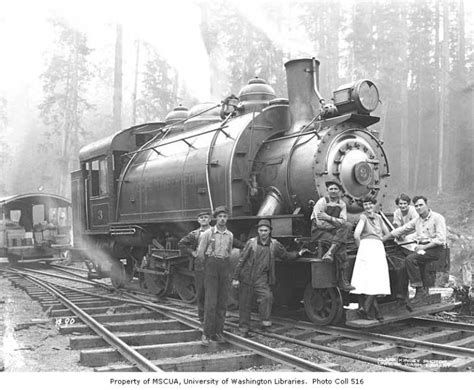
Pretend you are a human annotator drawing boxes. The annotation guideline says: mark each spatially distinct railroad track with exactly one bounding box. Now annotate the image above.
[1,266,336,372]
[142,289,474,372]
[2,264,472,372]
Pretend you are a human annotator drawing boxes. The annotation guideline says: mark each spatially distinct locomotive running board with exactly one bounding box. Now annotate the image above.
[345,296,460,328]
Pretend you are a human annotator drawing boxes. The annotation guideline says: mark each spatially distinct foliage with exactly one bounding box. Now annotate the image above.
[199,2,287,99]
[136,43,179,123]
[38,17,93,196]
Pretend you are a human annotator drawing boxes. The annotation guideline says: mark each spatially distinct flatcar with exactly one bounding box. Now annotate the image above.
[0,192,72,264]
[71,57,451,327]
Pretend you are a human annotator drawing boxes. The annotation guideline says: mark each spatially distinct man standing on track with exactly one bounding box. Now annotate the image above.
[232,219,303,337]
[178,210,212,325]
[196,205,234,346]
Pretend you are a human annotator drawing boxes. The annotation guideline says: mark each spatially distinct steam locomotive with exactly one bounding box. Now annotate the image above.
[71,57,448,326]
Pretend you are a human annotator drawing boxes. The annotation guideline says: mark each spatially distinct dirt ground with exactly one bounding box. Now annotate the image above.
[0,268,90,372]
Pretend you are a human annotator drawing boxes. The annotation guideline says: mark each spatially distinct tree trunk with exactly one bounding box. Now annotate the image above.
[437,0,449,195]
[455,0,469,188]
[413,78,423,190]
[131,39,140,126]
[59,30,79,197]
[399,8,409,189]
[113,24,123,131]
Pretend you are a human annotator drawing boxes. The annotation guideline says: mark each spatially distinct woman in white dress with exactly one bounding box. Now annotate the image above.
[351,197,391,320]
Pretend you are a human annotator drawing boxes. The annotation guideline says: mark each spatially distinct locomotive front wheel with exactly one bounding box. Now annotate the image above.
[173,272,197,303]
[142,273,172,297]
[303,284,344,325]
[110,261,126,288]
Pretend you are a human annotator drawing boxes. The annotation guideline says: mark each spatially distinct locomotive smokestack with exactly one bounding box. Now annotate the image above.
[284,58,320,134]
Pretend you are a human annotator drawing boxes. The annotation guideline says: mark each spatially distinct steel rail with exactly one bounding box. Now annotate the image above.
[51,264,90,273]
[11,266,113,290]
[115,291,335,372]
[2,270,333,371]
[282,318,474,359]
[8,270,163,372]
[248,328,420,372]
[409,317,474,332]
[137,299,419,372]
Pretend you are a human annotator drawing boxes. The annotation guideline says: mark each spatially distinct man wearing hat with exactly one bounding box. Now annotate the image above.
[178,210,212,324]
[310,180,354,291]
[196,205,234,346]
[231,219,303,337]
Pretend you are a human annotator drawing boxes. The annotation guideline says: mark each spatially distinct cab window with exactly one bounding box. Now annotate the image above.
[88,157,108,197]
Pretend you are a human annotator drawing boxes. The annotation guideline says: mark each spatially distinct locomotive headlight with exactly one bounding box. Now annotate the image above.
[333,80,379,114]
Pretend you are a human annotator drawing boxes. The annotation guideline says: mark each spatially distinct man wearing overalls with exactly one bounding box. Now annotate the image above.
[311,181,354,291]
[196,206,233,346]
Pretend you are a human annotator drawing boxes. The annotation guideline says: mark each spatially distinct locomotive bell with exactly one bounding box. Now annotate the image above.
[165,105,189,132]
[238,77,276,113]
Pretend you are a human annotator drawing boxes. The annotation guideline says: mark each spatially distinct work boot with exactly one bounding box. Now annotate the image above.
[410,287,429,305]
[213,333,226,344]
[261,320,272,328]
[338,267,355,291]
[322,243,339,263]
[201,335,211,346]
[373,299,384,321]
[364,295,375,320]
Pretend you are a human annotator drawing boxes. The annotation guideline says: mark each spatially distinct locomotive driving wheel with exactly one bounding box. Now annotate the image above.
[303,284,344,325]
[173,271,197,303]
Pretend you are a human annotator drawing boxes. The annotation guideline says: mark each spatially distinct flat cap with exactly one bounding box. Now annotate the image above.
[325,180,343,190]
[197,210,212,217]
[213,205,229,217]
[256,219,272,230]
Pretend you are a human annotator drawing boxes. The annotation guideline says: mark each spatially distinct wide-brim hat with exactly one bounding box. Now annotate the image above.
[197,210,212,218]
[256,219,272,230]
[213,205,229,217]
[325,180,343,190]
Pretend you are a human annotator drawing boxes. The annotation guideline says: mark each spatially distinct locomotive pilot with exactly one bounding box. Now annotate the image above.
[232,219,303,337]
[310,181,355,291]
[178,210,212,325]
[383,195,447,304]
[196,205,234,346]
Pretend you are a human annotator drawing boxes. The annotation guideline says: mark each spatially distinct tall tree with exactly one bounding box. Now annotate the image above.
[438,0,449,194]
[131,39,140,126]
[136,43,179,122]
[39,17,93,196]
[112,24,123,131]
[0,95,10,195]
[199,2,287,99]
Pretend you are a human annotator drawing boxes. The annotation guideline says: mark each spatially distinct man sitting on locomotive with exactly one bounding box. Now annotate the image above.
[231,219,304,337]
[310,181,355,291]
[178,210,212,325]
[196,205,234,346]
[383,195,447,304]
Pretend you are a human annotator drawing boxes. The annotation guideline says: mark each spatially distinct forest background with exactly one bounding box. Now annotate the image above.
[0,0,472,282]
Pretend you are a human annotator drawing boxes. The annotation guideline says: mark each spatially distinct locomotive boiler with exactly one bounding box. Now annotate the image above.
[72,57,395,325]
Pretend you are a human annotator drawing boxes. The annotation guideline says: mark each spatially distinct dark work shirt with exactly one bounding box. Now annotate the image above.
[254,238,271,276]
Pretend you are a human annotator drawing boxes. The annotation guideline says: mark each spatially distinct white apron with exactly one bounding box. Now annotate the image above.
[350,238,391,295]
